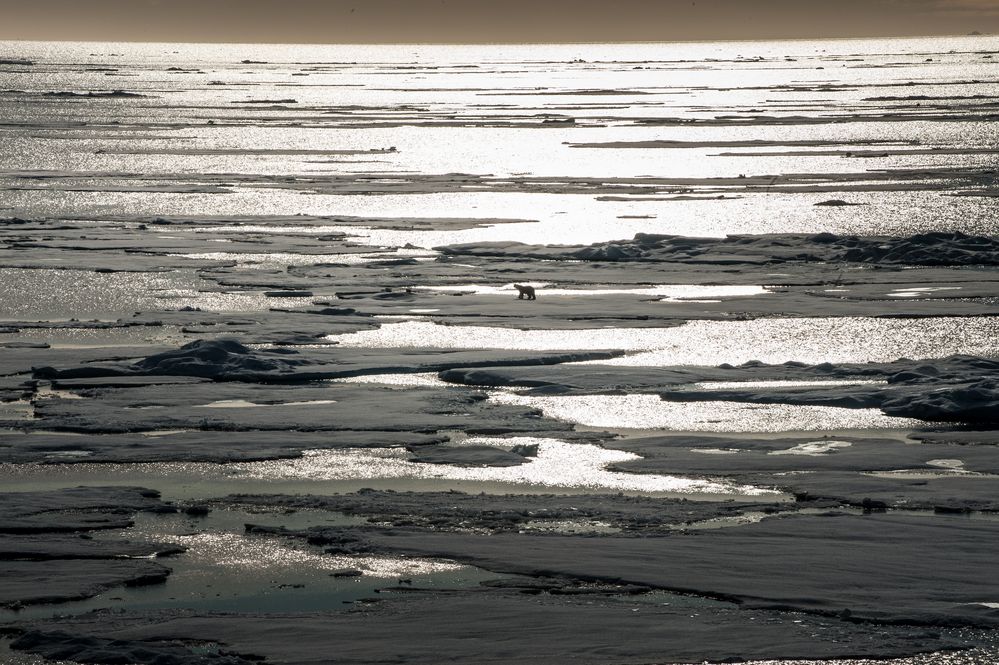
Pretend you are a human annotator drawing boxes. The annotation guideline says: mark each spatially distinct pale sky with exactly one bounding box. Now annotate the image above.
[0,0,996,43]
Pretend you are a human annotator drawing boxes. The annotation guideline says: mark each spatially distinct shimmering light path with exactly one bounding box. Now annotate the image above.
[331,317,999,365]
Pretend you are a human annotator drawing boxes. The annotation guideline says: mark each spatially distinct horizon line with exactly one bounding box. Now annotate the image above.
[0,32,993,48]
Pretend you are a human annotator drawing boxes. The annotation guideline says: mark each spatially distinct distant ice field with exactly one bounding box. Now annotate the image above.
[1,35,998,240]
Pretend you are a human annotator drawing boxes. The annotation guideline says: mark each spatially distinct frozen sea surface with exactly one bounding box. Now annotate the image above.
[2,36,999,665]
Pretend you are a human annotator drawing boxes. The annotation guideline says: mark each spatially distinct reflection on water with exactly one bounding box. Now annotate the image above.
[331,317,999,365]
[420,284,770,300]
[196,399,339,408]
[0,432,779,500]
[0,508,482,624]
[889,286,965,298]
[491,393,920,432]
[732,651,999,665]
[676,511,771,531]
[174,248,435,269]
[769,441,854,456]
[696,380,885,389]
[236,437,775,496]
[333,372,450,387]
[2,325,185,348]
[0,268,306,319]
[5,36,999,242]
[156,531,460,577]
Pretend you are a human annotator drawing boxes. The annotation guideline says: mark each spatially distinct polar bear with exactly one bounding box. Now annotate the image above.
[513,284,536,300]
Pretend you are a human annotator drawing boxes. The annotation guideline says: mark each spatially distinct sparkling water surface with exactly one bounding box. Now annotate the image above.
[1,36,998,663]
